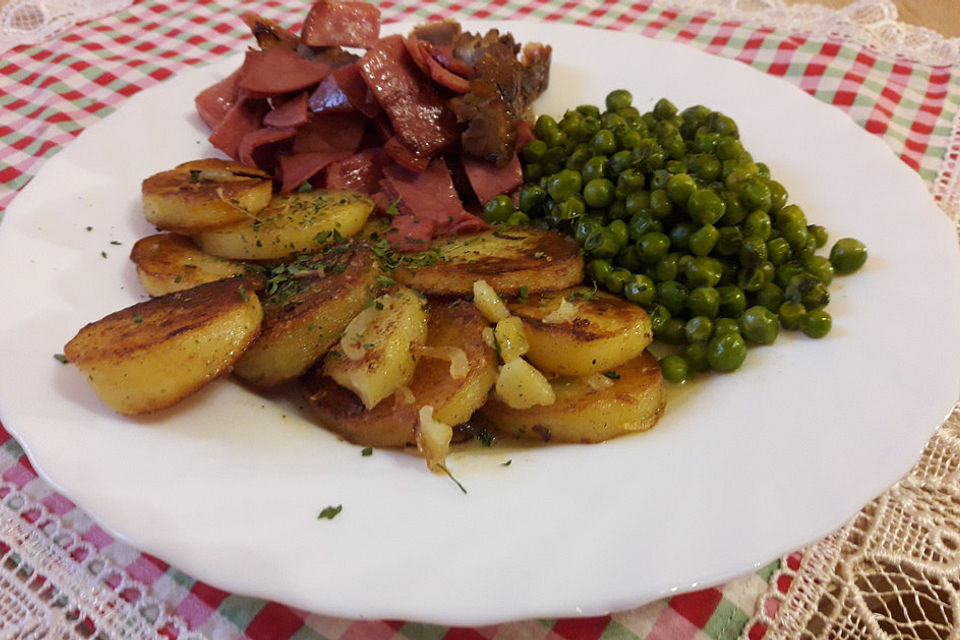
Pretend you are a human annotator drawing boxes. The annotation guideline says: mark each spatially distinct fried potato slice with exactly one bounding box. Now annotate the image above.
[477,350,665,443]
[391,227,584,296]
[130,233,260,296]
[192,190,374,260]
[322,285,428,410]
[506,286,653,376]
[141,158,272,233]
[63,277,263,415]
[303,301,498,448]
[232,243,381,387]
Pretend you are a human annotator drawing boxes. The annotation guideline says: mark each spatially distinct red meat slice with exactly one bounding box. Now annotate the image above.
[384,214,437,252]
[358,35,460,160]
[278,151,352,193]
[292,112,367,155]
[325,148,391,194]
[461,152,523,205]
[207,97,269,160]
[195,69,241,130]
[238,46,333,95]
[301,0,381,48]
[263,92,310,127]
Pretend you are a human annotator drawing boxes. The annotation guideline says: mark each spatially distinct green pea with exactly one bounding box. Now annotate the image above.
[583,178,616,208]
[584,228,622,259]
[716,137,745,161]
[707,333,747,372]
[719,190,747,225]
[781,221,810,252]
[648,304,671,334]
[518,184,547,213]
[668,221,698,252]
[636,232,671,264]
[666,173,697,206]
[625,189,651,217]
[685,341,711,372]
[740,305,779,345]
[547,169,582,202]
[506,211,530,226]
[714,317,740,335]
[775,262,806,288]
[808,224,829,248]
[688,224,719,257]
[738,235,768,268]
[587,258,613,284]
[615,244,643,272]
[653,97,678,120]
[717,285,747,317]
[685,256,723,287]
[655,252,682,281]
[573,216,602,244]
[608,150,634,175]
[590,129,618,155]
[687,286,720,318]
[624,274,657,305]
[803,255,834,285]
[767,180,788,212]
[534,114,558,139]
[766,237,791,266]
[686,154,721,182]
[657,280,689,315]
[737,266,765,292]
[649,169,671,191]
[648,189,673,218]
[581,156,608,183]
[565,146,592,171]
[830,238,868,274]
[739,180,772,212]
[687,188,726,226]
[784,273,830,310]
[800,309,832,338]
[482,194,515,223]
[659,355,690,383]
[616,169,646,196]
[685,316,714,343]
[657,318,686,344]
[774,204,807,229]
[743,210,772,240]
[755,282,784,312]
[628,212,661,240]
[778,301,806,330]
[541,146,568,174]
[576,104,601,119]
[521,139,548,163]
[604,267,633,295]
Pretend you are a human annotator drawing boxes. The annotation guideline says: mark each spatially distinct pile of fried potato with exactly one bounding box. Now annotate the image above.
[64,158,666,471]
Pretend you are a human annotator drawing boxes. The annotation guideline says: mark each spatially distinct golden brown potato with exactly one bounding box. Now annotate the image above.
[192,190,374,260]
[232,243,381,387]
[63,277,263,415]
[130,233,260,296]
[477,350,664,443]
[141,158,272,233]
[506,287,653,376]
[302,301,498,449]
[391,227,584,296]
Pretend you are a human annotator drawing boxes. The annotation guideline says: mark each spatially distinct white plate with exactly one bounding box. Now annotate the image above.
[1,20,959,626]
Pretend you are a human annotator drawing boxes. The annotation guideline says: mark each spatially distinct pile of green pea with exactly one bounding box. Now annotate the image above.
[481,89,868,383]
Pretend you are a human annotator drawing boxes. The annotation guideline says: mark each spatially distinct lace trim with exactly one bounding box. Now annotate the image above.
[665,0,960,66]
[0,482,202,640]
[744,403,960,640]
[0,0,134,54]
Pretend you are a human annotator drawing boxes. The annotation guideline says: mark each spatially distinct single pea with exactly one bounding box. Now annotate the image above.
[521,139,548,163]
[668,221,698,252]
[716,137,745,161]
[784,272,830,310]
[541,127,567,148]
[583,178,616,208]
[803,255,835,285]
[781,220,811,252]
[649,169,671,191]
[636,231,671,264]
[743,210,772,240]
[778,301,807,330]
[522,162,543,182]
[608,219,630,246]
[736,266,765,292]
[766,236,792,266]
[755,282,784,312]
[657,318,687,344]
[576,104,601,119]
[648,304,672,334]
[625,189,652,217]
[601,112,628,134]
[767,180,789,212]
[685,256,723,287]
[482,194,515,223]
[775,262,806,288]
[720,190,748,225]
[739,180,772,212]
[714,317,741,335]
[604,267,633,295]
[581,156,608,183]
[685,341,711,372]
[707,332,747,372]
[691,129,721,154]
[616,169,646,196]
[653,97,678,119]
[648,189,673,218]
[688,224,720,257]
[518,183,547,213]
[708,112,739,137]
[534,114,559,139]
[590,129,618,156]
[628,212,660,240]
[552,195,586,222]
[687,188,727,226]
[657,280,689,315]
[506,211,530,226]
[715,226,744,256]
[659,355,690,383]
[624,273,657,305]
[573,216,603,244]
[584,228,622,259]
[808,224,829,248]
[547,169,582,202]
[616,244,643,272]
[655,252,683,281]
[685,316,714,343]
[759,260,776,283]
[686,154,722,182]
[587,258,613,284]
[800,309,832,338]
[687,286,720,318]
[565,146,592,172]
[738,235,768,268]
[717,285,747,317]
[830,238,868,273]
[774,204,807,229]
[740,305,779,345]
[666,173,697,206]
[541,146,568,174]
[608,150,634,175]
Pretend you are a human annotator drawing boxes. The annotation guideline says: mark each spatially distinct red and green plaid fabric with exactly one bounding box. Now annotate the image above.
[1,1,957,638]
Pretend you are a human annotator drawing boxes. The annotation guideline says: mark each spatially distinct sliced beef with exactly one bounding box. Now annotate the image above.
[238,46,333,95]
[461,152,522,205]
[301,0,381,48]
[325,148,391,194]
[278,151,352,193]
[263,92,310,128]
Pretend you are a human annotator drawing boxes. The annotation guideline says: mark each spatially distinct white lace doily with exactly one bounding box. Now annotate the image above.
[0,0,133,54]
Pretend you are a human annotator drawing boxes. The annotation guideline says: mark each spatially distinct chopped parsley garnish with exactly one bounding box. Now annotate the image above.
[132,312,143,324]
[603,370,620,379]
[475,428,494,447]
[501,459,512,467]
[53,353,68,364]
[517,285,529,303]
[318,505,343,520]
[237,284,249,302]
[361,447,373,456]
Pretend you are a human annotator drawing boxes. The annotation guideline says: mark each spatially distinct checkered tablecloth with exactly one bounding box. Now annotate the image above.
[1,1,958,638]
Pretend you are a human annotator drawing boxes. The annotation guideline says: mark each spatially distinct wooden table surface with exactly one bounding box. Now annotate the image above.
[789,0,959,38]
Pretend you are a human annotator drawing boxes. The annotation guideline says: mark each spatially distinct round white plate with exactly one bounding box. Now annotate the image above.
[1,20,959,626]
